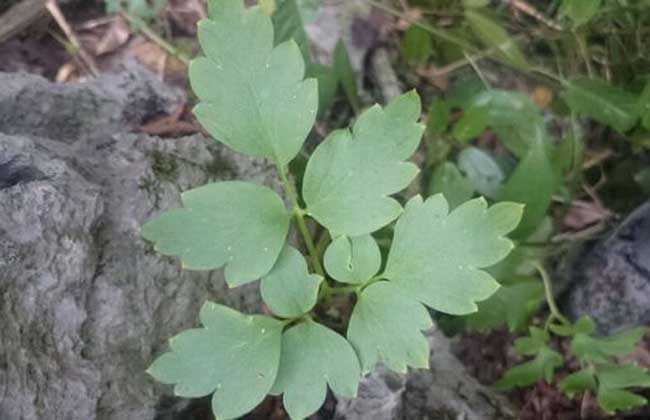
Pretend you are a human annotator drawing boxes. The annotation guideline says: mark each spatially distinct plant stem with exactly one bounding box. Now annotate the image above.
[366,0,477,52]
[276,163,325,277]
[533,260,571,326]
[120,11,191,65]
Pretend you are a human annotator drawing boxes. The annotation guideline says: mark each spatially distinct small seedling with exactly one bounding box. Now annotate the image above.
[141,1,523,418]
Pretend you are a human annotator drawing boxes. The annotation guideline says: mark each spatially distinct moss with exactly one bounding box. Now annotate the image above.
[150,150,179,182]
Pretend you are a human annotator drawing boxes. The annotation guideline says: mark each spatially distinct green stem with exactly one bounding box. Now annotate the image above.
[120,12,191,65]
[533,260,571,326]
[276,163,325,277]
[366,0,477,52]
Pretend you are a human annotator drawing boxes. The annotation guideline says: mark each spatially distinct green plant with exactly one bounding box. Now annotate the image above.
[140,0,524,418]
[105,0,167,22]
[496,263,650,414]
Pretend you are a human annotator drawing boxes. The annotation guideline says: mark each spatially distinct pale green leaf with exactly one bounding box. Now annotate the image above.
[562,77,638,133]
[495,346,563,390]
[465,10,530,70]
[597,388,647,413]
[324,235,381,285]
[303,91,424,236]
[141,181,290,286]
[559,0,602,27]
[401,25,432,65]
[465,277,544,332]
[271,320,361,419]
[190,0,318,165]
[147,303,283,419]
[261,246,323,318]
[559,369,597,397]
[457,147,505,198]
[428,162,474,209]
[384,194,523,315]
[348,282,432,374]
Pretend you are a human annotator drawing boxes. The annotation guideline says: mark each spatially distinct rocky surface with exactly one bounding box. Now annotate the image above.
[335,329,517,420]
[0,64,275,420]
[563,201,650,335]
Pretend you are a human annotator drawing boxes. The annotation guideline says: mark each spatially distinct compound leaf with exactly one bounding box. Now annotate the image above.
[384,194,523,315]
[495,346,563,390]
[261,246,323,318]
[147,303,283,420]
[141,181,290,286]
[303,91,424,236]
[562,77,638,133]
[190,0,318,165]
[271,320,360,419]
[515,326,551,355]
[324,235,381,285]
[348,281,432,374]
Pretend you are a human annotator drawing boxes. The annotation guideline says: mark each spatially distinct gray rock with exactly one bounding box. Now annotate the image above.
[335,329,517,420]
[563,201,650,335]
[0,65,275,420]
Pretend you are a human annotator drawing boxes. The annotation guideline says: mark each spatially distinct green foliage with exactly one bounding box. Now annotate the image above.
[456,146,505,198]
[142,1,525,418]
[559,0,603,28]
[401,26,433,65]
[261,246,323,318]
[428,162,474,209]
[271,320,360,419]
[147,303,283,419]
[348,282,432,373]
[498,315,650,414]
[384,195,523,315]
[324,235,381,285]
[465,9,530,71]
[302,92,424,236]
[562,77,639,133]
[465,277,544,332]
[190,0,317,165]
[141,181,290,286]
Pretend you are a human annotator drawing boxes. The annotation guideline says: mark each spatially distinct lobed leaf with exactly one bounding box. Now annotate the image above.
[384,194,523,315]
[303,91,424,236]
[141,181,290,286]
[324,235,381,285]
[570,327,647,363]
[261,246,323,318]
[559,369,597,397]
[348,282,433,374]
[147,303,283,419]
[495,346,563,390]
[597,364,650,413]
[190,0,318,165]
[271,320,361,419]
